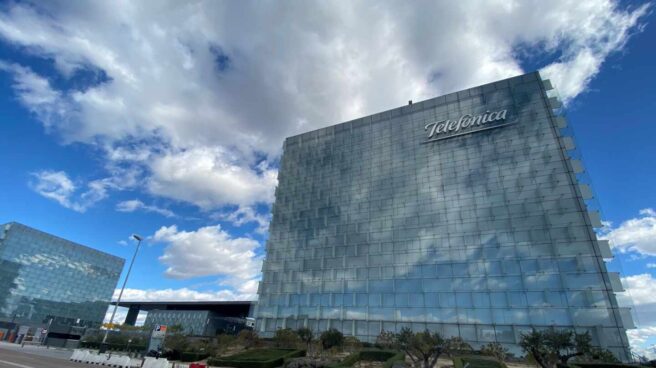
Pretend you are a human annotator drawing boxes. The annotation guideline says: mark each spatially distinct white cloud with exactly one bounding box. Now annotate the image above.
[111,287,253,302]
[152,224,262,296]
[116,199,175,218]
[147,147,277,209]
[0,1,649,211]
[29,168,138,212]
[103,306,148,326]
[600,208,656,256]
[538,1,648,103]
[618,273,656,309]
[618,273,656,358]
[627,326,656,360]
[647,263,656,269]
[0,61,69,128]
[212,205,271,234]
[29,170,103,212]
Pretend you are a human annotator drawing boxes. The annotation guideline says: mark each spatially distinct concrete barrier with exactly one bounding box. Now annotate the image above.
[142,357,170,368]
[105,354,131,367]
[69,349,83,361]
[92,352,109,364]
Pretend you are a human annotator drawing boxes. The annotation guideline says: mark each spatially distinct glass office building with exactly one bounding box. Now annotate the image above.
[0,222,124,329]
[254,72,633,359]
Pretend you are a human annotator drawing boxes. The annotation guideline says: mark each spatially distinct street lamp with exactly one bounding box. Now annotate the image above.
[101,234,142,352]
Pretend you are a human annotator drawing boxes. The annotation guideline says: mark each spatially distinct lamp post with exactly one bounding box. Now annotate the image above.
[101,234,142,353]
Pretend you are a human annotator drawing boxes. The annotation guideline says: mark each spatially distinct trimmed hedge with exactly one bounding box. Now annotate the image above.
[382,351,405,368]
[329,349,404,368]
[453,355,507,368]
[79,341,146,352]
[180,351,210,362]
[207,348,305,368]
[572,364,650,368]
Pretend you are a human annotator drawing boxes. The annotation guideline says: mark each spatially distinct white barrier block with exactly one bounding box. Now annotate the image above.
[108,355,131,368]
[143,357,169,368]
[93,353,109,365]
[83,351,95,364]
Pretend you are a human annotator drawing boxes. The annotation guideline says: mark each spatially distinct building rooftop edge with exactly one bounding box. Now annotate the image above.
[2,221,126,263]
[284,70,542,142]
[114,300,254,306]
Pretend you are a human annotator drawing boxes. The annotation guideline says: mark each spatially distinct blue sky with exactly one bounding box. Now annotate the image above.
[0,0,655,358]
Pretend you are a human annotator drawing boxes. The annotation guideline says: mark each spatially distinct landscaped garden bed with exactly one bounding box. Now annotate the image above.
[206,348,306,368]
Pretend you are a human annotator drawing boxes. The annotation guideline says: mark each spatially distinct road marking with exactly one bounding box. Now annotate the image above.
[0,360,34,368]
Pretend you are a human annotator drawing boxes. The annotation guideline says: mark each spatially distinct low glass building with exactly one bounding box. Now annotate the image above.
[144,310,249,336]
[0,222,124,330]
[254,72,633,359]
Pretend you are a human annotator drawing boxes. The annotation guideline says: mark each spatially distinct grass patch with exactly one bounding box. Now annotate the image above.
[453,355,507,368]
[207,348,305,368]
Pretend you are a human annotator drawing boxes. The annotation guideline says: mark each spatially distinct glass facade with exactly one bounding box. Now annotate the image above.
[254,72,632,359]
[144,310,250,336]
[145,310,211,336]
[0,222,124,328]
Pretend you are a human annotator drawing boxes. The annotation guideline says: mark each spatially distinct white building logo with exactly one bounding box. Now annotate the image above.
[424,109,510,142]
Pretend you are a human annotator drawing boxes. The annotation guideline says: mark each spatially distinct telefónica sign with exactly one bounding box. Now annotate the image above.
[424,109,509,143]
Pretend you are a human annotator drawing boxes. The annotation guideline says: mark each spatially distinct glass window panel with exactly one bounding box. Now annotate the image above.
[471,292,489,307]
[490,292,507,307]
[369,293,381,307]
[456,293,473,307]
[370,280,394,292]
[439,293,456,307]
[356,293,368,307]
[509,292,527,307]
[395,293,409,307]
[477,325,496,342]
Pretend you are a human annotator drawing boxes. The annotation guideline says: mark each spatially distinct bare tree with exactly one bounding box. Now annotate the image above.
[395,328,447,368]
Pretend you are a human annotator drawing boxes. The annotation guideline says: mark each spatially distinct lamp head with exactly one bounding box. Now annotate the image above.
[132,234,142,241]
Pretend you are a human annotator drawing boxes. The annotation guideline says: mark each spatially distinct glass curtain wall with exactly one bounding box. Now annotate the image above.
[0,222,124,328]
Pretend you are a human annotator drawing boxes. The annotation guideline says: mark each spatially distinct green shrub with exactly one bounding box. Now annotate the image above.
[207,348,306,368]
[78,341,146,353]
[274,328,301,348]
[320,329,344,350]
[453,355,507,368]
[382,351,405,368]
[343,336,362,352]
[480,342,508,362]
[237,329,260,349]
[375,331,396,350]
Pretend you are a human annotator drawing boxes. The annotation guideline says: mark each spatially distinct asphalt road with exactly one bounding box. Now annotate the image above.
[0,344,82,368]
